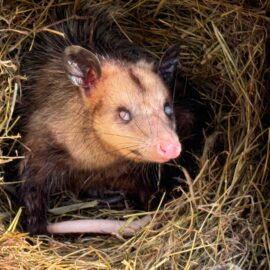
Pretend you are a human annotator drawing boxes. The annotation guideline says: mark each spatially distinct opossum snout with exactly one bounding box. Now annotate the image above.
[157,142,181,161]
[140,115,181,163]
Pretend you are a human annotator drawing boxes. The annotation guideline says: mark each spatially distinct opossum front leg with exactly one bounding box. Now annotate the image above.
[21,177,48,235]
[20,155,52,235]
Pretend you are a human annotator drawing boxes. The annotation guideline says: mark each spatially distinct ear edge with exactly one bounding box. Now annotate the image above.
[157,43,180,85]
[63,45,102,90]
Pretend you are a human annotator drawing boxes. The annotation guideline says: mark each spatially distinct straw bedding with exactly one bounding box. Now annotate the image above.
[0,0,269,269]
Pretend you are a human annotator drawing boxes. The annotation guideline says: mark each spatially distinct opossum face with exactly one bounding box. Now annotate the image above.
[64,45,181,163]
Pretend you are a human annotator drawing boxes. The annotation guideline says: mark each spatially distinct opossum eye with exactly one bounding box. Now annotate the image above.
[118,108,132,122]
[164,102,173,118]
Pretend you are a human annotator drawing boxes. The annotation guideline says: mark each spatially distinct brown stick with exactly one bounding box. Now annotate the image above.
[47,215,151,236]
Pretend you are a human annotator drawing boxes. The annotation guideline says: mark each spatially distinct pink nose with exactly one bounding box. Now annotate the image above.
[157,143,181,161]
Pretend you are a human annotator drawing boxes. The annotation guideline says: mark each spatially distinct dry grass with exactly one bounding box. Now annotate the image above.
[0,0,269,269]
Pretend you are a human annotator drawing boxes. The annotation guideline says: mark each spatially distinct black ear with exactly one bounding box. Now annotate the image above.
[158,43,180,85]
[63,45,101,96]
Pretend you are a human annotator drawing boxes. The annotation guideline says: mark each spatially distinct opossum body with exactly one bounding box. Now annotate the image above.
[20,7,183,235]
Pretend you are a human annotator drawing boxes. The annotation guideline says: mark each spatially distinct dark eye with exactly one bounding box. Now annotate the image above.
[118,108,132,122]
[164,103,173,118]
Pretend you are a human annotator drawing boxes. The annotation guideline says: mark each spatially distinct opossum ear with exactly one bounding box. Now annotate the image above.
[63,45,101,95]
[158,43,180,85]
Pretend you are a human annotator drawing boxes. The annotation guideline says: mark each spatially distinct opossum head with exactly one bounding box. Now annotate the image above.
[64,45,181,163]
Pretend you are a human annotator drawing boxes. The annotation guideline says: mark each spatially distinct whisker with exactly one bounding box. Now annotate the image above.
[93,130,144,142]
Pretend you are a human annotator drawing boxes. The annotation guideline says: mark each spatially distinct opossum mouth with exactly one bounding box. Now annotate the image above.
[130,149,142,156]
[151,155,180,164]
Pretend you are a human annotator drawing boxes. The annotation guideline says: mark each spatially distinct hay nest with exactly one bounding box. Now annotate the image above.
[0,0,269,269]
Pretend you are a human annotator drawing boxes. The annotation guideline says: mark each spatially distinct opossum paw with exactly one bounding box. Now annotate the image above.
[24,219,48,236]
[80,189,125,205]
[132,188,155,211]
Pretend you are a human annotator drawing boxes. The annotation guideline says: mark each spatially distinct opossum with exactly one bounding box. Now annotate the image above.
[19,6,192,235]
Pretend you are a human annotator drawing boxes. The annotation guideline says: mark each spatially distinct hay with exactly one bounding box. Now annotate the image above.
[0,0,269,269]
